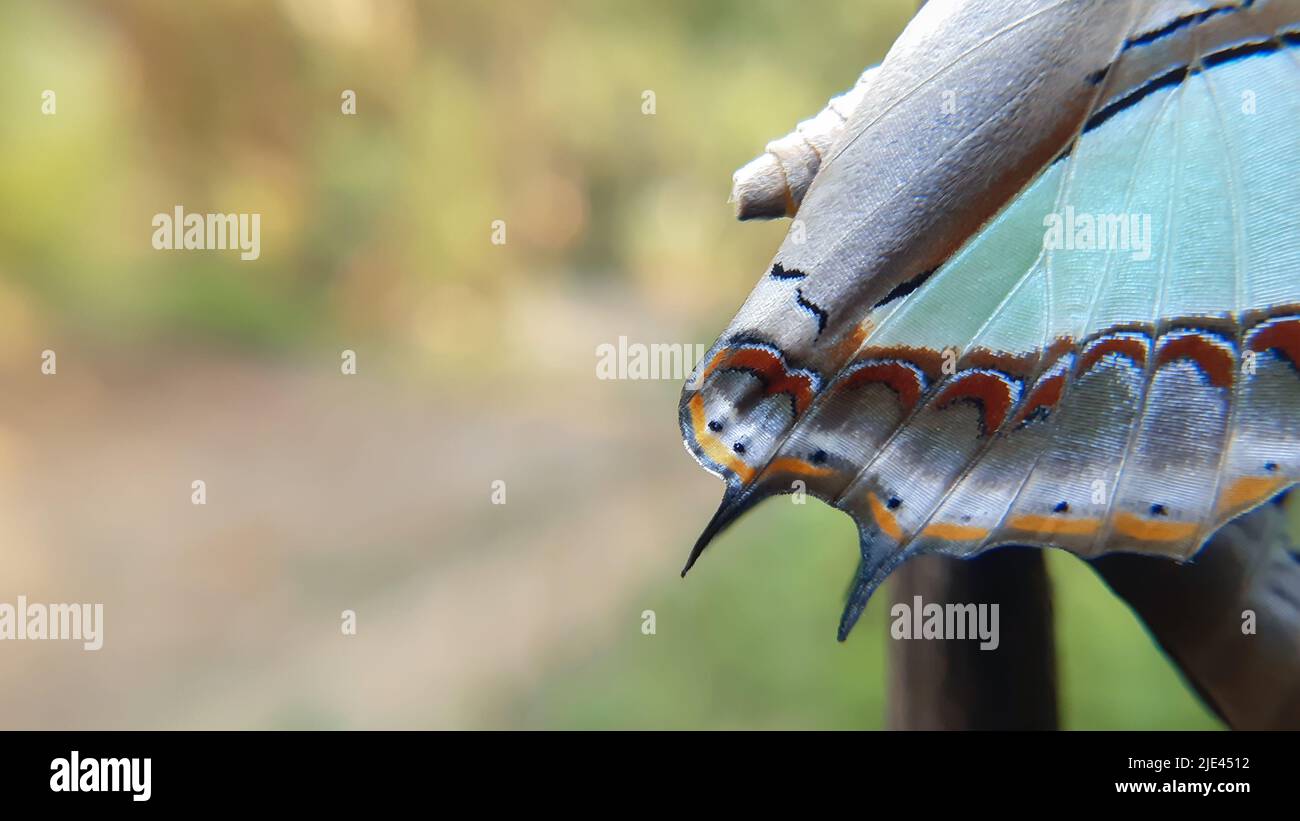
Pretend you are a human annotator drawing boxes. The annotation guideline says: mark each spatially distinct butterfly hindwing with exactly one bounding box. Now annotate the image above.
[681,0,1300,638]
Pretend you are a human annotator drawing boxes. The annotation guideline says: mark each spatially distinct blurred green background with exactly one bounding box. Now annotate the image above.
[0,0,1285,729]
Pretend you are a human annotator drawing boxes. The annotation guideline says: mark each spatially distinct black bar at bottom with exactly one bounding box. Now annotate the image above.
[0,730,1286,807]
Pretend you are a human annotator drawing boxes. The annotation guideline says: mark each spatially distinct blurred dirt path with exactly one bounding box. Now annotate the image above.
[0,348,715,728]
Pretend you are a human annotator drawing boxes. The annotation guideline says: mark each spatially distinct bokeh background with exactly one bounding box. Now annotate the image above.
[1,0,1289,728]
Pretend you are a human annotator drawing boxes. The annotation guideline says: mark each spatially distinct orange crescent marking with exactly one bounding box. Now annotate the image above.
[1216,475,1286,513]
[765,458,835,480]
[1007,514,1100,537]
[1112,512,1199,542]
[688,394,756,484]
[866,492,904,541]
[700,348,730,381]
[921,522,989,541]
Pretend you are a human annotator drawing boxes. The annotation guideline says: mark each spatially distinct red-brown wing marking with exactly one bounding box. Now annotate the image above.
[1248,316,1300,368]
[856,345,947,381]
[1042,336,1077,367]
[1012,371,1067,428]
[1079,333,1149,373]
[964,348,1037,374]
[934,370,1020,436]
[1007,338,1077,428]
[841,360,927,410]
[1156,332,1236,388]
[702,346,817,415]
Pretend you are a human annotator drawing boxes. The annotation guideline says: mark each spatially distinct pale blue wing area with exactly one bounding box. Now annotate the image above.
[864,160,1065,353]
[1163,70,1244,317]
[1211,48,1300,310]
[868,48,1300,355]
[1082,83,1184,336]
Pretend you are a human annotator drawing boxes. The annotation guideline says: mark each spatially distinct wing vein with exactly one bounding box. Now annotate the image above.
[1093,72,1190,553]
[1196,34,1253,548]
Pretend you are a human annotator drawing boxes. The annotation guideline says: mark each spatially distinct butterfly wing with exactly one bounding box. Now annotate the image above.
[682,0,1300,639]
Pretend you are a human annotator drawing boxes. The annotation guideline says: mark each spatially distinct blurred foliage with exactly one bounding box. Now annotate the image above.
[0,0,912,365]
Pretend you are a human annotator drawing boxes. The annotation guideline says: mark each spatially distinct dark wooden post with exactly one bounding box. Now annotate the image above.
[886,547,1058,729]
